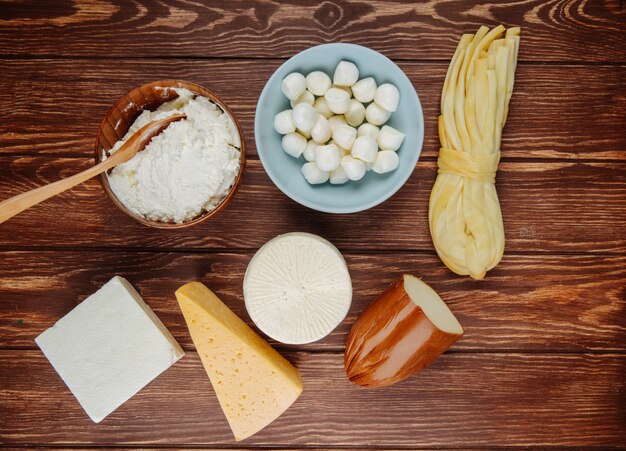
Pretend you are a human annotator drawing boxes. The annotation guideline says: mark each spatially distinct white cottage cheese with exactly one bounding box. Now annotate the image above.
[107,88,241,223]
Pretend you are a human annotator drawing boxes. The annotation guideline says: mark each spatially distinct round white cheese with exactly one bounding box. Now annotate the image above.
[243,232,352,344]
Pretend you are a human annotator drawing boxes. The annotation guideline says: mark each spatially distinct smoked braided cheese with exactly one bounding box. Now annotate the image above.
[429,25,521,280]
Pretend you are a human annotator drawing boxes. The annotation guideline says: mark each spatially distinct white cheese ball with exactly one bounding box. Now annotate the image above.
[333,60,359,86]
[365,102,391,126]
[327,115,347,132]
[281,72,307,101]
[274,109,295,135]
[302,162,329,184]
[330,166,349,185]
[282,132,307,158]
[357,123,380,140]
[313,97,334,119]
[372,150,400,174]
[332,85,352,97]
[324,88,350,114]
[314,144,342,171]
[332,123,357,150]
[306,71,332,96]
[345,99,366,127]
[303,140,318,162]
[330,140,351,157]
[292,103,319,134]
[377,125,406,151]
[351,135,378,163]
[351,77,377,103]
[374,83,400,112]
[341,155,367,181]
[311,115,332,144]
[290,90,315,107]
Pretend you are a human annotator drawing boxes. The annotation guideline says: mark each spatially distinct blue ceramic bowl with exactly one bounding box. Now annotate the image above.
[254,43,424,213]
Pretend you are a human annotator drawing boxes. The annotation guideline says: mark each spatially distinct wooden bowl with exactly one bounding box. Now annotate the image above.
[94,80,246,229]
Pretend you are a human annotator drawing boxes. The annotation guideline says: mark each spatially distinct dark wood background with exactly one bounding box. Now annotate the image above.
[1,0,625,448]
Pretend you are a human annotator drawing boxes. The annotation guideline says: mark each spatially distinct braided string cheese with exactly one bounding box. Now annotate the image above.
[429,26,520,279]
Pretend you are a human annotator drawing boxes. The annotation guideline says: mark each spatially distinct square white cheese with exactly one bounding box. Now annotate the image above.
[35,276,184,423]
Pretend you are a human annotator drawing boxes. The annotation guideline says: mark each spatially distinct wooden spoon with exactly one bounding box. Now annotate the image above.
[0,114,186,225]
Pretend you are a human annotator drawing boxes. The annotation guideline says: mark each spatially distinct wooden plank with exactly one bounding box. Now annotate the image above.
[0,158,625,253]
[0,1,625,62]
[1,60,625,160]
[1,251,624,352]
[0,351,624,447]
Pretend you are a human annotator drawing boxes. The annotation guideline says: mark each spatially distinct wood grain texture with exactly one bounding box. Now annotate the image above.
[1,251,624,352]
[0,158,624,253]
[1,351,624,447]
[1,59,625,160]
[0,0,625,62]
[1,2,625,448]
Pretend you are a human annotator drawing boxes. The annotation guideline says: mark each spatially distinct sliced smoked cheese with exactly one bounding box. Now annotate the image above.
[345,274,463,387]
[244,232,352,344]
[176,282,303,441]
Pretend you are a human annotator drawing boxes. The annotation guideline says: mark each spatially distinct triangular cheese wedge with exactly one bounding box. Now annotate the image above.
[176,282,303,441]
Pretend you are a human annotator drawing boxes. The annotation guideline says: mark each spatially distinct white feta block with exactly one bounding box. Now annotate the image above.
[35,276,184,423]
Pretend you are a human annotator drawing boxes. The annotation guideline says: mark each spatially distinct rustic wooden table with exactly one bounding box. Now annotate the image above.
[1,1,625,448]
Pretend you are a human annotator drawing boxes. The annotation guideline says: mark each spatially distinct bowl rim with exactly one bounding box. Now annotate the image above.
[94,79,246,229]
[254,43,424,214]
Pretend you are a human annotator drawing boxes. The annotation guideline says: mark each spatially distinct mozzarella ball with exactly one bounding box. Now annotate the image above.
[311,115,331,144]
[306,71,332,96]
[281,132,307,158]
[365,161,373,171]
[351,136,378,163]
[300,128,312,139]
[302,162,329,184]
[374,83,400,112]
[332,124,357,150]
[357,123,380,140]
[314,144,342,171]
[333,60,359,86]
[377,125,406,151]
[333,85,352,97]
[281,72,307,101]
[303,140,318,162]
[274,110,295,135]
[365,102,391,125]
[290,90,315,107]
[330,166,349,185]
[328,115,347,132]
[292,103,318,133]
[345,99,366,127]
[372,150,400,174]
[324,88,350,114]
[331,140,351,157]
[341,155,367,181]
[351,77,377,103]
[313,97,334,119]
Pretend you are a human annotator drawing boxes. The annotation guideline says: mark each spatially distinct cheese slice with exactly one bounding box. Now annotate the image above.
[176,282,303,441]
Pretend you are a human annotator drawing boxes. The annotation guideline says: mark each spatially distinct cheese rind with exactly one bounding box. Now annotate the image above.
[176,282,303,441]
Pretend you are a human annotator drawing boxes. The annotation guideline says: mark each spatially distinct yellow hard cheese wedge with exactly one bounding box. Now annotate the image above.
[176,282,303,441]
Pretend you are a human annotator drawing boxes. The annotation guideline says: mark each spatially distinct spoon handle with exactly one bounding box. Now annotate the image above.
[0,113,186,225]
[0,156,121,225]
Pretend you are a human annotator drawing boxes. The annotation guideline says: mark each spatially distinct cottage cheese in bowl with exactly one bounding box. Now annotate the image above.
[106,88,242,224]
